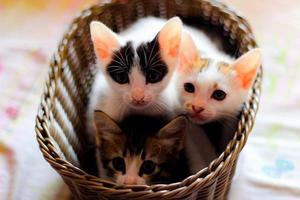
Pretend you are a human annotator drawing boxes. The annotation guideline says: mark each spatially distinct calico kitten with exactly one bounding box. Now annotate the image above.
[177,32,262,125]
[89,17,182,122]
[176,32,262,152]
[93,111,189,185]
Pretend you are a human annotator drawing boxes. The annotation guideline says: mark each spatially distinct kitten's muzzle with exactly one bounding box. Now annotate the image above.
[123,175,138,185]
[131,98,146,106]
[192,105,204,114]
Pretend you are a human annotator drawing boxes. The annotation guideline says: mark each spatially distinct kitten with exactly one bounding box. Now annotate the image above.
[176,32,262,152]
[89,17,182,122]
[177,32,261,124]
[93,111,189,185]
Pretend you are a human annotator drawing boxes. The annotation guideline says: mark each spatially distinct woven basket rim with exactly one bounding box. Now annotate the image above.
[35,0,262,197]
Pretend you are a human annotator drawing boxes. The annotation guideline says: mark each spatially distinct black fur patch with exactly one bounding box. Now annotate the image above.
[106,42,134,84]
[106,38,169,85]
[119,115,168,156]
[136,37,168,84]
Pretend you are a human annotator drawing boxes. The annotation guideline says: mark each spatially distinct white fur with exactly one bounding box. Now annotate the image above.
[177,60,249,124]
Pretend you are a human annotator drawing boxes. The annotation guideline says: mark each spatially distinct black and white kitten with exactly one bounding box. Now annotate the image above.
[89,17,182,122]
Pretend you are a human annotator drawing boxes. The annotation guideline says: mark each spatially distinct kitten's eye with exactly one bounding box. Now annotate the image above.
[140,160,156,175]
[112,157,125,172]
[212,89,226,101]
[147,71,162,83]
[184,82,195,93]
[112,72,129,84]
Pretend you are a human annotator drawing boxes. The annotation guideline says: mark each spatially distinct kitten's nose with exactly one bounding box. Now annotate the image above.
[132,89,145,103]
[192,105,204,113]
[132,97,145,103]
[123,176,138,185]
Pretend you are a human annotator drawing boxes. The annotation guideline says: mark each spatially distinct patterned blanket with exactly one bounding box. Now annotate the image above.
[0,0,299,199]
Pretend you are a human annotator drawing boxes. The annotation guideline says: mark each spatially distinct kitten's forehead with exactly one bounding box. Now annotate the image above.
[217,61,232,74]
[182,58,232,91]
[193,57,211,73]
[108,37,168,79]
[192,57,231,74]
[192,58,232,78]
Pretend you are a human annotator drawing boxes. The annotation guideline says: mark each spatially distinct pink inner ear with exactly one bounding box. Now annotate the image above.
[168,36,180,57]
[158,17,182,58]
[238,67,257,89]
[95,39,109,59]
[159,35,180,58]
[90,21,121,61]
[178,32,198,73]
[94,38,119,60]
[233,48,261,89]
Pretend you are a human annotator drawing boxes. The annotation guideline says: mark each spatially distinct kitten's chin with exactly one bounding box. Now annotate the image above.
[189,115,212,125]
[128,101,151,110]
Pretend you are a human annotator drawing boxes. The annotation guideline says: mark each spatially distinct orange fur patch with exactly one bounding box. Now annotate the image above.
[218,62,232,74]
[193,57,209,72]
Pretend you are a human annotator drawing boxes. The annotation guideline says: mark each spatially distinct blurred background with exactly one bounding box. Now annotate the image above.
[0,0,299,199]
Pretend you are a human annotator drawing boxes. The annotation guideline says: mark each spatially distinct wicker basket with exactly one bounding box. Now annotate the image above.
[35,0,262,199]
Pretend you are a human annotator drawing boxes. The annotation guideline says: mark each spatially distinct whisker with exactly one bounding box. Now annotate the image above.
[149,68,162,75]
[148,38,158,64]
[149,56,162,66]
[148,49,160,65]
[113,52,127,68]
[124,44,131,64]
[151,63,167,69]
[141,46,148,67]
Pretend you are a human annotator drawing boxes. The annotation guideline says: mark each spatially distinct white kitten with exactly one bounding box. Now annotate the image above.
[177,32,261,125]
[176,32,261,153]
[89,17,183,122]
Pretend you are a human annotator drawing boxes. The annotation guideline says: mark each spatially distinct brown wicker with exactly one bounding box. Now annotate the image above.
[35,0,262,199]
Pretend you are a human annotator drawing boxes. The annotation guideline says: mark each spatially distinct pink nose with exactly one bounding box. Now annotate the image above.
[192,105,204,113]
[132,91,145,104]
[123,176,138,185]
[132,96,144,103]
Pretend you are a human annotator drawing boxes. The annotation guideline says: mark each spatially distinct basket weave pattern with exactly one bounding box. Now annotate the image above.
[35,0,262,199]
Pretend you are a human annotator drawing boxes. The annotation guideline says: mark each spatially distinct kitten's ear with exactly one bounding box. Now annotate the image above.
[90,21,121,62]
[232,48,262,89]
[158,17,182,58]
[179,32,198,73]
[156,115,187,151]
[93,111,122,144]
